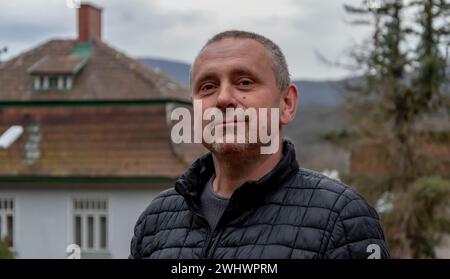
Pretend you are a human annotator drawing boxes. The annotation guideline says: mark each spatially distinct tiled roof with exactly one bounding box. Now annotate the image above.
[0,106,205,178]
[0,39,205,179]
[0,39,190,102]
[27,54,87,75]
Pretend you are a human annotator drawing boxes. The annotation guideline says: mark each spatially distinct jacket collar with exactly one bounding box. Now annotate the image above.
[174,139,299,216]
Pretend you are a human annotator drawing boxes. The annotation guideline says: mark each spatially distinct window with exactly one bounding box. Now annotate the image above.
[57,76,65,90]
[72,199,108,252]
[65,76,73,90]
[49,76,58,88]
[0,198,14,248]
[33,75,73,91]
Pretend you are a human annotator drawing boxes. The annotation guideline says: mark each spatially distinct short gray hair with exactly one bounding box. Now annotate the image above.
[191,30,291,91]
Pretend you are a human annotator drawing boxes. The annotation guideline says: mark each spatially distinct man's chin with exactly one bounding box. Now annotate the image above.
[203,142,258,156]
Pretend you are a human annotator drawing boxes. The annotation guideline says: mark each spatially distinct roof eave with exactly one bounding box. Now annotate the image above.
[0,99,192,108]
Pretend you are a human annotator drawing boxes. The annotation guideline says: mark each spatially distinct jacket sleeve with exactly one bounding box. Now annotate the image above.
[129,211,147,259]
[325,197,391,259]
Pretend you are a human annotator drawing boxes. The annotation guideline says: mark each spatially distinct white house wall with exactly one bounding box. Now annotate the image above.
[0,188,164,259]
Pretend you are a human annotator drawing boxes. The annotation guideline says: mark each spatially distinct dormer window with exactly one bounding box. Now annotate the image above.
[33,76,74,91]
[28,54,88,92]
[49,76,58,89]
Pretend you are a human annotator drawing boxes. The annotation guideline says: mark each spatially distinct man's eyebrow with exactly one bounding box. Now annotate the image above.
[193,66,262,87]
[192,72,218,87]
[230,67,260,78]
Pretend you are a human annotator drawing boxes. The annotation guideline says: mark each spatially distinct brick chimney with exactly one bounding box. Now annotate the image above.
[78,3,102,42]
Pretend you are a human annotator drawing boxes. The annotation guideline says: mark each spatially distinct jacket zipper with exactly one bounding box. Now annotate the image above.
[205,229,225,258]
[201,228,214,258]
[199,211,229,258]
[191,210,215,259]
[191,195,233,258]
[201,211,230,258]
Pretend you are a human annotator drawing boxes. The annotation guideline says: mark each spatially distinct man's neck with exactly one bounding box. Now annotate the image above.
[210,141,283,199]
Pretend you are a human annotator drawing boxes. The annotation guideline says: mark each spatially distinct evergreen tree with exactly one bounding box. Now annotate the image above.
[343,0,450,258]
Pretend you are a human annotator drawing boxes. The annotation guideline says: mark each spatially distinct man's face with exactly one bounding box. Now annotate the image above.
[191,38,283,155]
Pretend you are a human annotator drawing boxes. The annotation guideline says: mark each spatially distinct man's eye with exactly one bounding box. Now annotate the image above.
[200,83,216,93]
[238,79,254,87]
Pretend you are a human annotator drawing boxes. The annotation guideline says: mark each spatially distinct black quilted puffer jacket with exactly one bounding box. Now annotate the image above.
[130,140,390,259]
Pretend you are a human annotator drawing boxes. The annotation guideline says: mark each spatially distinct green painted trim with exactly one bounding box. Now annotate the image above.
[71,57,89,75]
[71,41,93,58]
[70,42,92,75]
[0,99,192,108]
[0,175,177,184]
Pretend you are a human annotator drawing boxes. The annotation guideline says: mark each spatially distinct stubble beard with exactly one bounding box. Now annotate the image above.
[202,124,262,158]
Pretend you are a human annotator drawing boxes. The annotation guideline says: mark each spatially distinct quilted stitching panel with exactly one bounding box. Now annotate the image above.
[130,168,390,259]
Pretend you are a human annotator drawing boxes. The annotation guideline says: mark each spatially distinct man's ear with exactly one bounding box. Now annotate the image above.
[280,83,299,125]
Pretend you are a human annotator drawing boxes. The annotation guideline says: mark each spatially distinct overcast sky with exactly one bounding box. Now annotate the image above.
[0,0,372,80]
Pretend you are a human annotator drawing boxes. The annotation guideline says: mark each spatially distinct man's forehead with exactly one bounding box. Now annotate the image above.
[192,38,272,78]
[197,38,269,62]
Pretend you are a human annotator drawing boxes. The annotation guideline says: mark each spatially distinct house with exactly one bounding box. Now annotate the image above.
[0,3,204,258]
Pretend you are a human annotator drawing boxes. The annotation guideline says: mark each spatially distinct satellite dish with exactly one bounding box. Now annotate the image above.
[0,126,24,149]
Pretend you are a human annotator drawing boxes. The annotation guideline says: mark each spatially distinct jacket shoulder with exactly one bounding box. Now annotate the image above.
[145,188,184,212]
[129,187,186,259]
[293,168,367,209]
[135,187,186,228]
[294,168,380,224]
[292,169,389,258]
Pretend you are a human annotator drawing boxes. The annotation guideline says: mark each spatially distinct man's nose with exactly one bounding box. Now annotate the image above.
[216,83,237,109]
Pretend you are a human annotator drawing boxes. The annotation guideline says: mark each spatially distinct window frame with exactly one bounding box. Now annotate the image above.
[0,197,15,249]
[33,75,73,91]
[69,197,109,256]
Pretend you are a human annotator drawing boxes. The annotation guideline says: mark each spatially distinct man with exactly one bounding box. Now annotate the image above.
[130,30,390,259]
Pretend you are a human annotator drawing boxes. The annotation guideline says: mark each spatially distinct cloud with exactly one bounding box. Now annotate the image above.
[0,0,371,80]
